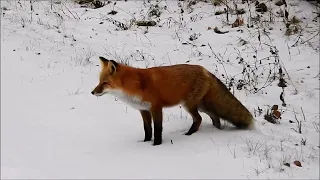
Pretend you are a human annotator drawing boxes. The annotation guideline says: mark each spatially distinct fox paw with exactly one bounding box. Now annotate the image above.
[153,139,162,146]
[144,138,152,142]
[185,130,195,135]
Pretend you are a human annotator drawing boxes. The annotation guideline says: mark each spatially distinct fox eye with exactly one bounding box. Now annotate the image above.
[102,82,109,86]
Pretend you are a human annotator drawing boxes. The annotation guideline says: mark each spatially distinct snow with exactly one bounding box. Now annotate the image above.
[1,0,319,179]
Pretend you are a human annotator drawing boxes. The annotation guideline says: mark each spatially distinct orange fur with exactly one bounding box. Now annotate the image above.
[92,57,254,145]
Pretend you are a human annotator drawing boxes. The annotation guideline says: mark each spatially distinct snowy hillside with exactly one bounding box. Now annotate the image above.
[1,0,319,179]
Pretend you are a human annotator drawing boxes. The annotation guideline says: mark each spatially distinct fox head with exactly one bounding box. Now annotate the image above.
[91,57,119,96]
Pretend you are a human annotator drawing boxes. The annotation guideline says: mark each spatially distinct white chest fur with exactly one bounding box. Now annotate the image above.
[109,89,151,110]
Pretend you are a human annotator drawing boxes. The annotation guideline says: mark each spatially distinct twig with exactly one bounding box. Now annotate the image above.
[300,32,319,45]
[227,144,236,158]
[208,43,229,83]
[301,107,306,122]
[291,108,302,134]
[61,2,80,20]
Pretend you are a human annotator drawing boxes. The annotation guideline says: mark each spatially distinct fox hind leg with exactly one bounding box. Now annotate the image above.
[199,103,222,130]
[184,103,202,136]
[207,112,221,129]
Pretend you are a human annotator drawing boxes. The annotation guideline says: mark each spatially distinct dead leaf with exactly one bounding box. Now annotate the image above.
[232,17,244,28]
[294,160,302,167]
[272,110,281,119]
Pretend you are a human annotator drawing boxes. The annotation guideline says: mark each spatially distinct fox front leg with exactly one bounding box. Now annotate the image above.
[151,108,163,146]
[140,110,152,142]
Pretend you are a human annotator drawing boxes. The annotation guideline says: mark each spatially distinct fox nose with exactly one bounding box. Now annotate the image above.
[91,91,94,95]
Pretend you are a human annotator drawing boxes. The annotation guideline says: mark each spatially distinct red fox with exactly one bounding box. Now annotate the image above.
[91,57,254,145]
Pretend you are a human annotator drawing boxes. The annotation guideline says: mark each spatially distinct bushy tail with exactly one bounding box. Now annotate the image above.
[204,73,254,129]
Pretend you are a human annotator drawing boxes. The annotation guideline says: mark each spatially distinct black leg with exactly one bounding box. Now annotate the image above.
[140,110,152,142]
[185,107,202,135]
[210,114,221,129]
[201,104,222,130]
[151,108,163,146]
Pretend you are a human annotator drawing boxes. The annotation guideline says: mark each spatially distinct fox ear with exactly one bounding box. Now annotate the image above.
[99,56,109,63]
[109,60,118,74]
[99,57,118,74]
[99,57,109,68]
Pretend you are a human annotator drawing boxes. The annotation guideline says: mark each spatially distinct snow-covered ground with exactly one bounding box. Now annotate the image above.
[1,0,319,179]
